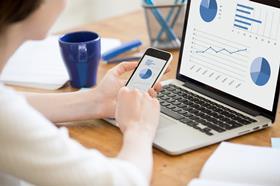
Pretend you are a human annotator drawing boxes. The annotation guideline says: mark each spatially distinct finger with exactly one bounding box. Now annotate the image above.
[118,87,130,98]
[120,79,127,86]
[153,82,162,93]
[148,88,158,98]
[133,88,142,96]
[111,62,138,76]
[164,67,171,74]
[154,99,160,109]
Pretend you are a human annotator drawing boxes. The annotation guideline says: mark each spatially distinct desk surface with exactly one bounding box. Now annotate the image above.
[14,11,280,186]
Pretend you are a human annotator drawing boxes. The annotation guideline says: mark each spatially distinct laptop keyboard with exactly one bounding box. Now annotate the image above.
[158,84,257,136]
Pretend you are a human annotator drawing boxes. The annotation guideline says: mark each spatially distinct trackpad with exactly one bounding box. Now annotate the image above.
[158,116,177,129]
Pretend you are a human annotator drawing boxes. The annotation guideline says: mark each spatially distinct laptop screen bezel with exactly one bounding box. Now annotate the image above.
[176,0,280,122]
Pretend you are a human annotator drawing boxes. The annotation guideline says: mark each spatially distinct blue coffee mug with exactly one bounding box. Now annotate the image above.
[59,31,101,88]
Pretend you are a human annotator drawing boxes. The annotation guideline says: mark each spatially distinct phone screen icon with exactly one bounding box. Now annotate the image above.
[127,55,167,92]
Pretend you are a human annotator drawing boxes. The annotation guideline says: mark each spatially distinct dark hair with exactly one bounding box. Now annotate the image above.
[0,0,43,32]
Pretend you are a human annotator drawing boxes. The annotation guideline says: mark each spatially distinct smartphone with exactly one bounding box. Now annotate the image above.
[126,48,173,92]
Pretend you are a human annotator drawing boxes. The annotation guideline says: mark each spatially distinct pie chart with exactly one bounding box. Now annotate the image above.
[250,57,271,86]
[200,0,218,23]
[139,68,152,80]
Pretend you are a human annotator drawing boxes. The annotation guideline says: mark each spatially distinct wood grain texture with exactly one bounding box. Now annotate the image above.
[11,11,280,186]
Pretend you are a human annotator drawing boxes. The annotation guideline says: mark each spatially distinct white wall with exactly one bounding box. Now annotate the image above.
[52,0,141,32]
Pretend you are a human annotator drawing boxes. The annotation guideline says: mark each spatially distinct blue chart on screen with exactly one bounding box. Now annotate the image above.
[200,0,218,22]
[139,68,152,79]
[250,57,271,86]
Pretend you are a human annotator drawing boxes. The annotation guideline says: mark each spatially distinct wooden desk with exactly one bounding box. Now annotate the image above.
[13,11,280,186]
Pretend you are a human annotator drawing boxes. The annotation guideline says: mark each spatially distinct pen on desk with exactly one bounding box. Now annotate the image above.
[105,52,143,64]
[106,56,142,64]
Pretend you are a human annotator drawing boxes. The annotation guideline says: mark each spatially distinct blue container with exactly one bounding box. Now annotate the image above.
[143,1,187,50]
[59,31,101,88]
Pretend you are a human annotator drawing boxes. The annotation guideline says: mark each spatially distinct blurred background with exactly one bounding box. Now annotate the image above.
[51,0,142,32]
[51,0,174,33]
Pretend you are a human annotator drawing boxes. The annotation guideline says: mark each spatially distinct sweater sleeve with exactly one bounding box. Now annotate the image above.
[0,87,147,186]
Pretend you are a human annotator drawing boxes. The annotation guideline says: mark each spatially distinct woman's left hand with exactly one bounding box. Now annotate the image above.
[94,62,164,118]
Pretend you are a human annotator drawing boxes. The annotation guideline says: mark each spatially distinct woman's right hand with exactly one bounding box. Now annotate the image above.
[115,87,160,142]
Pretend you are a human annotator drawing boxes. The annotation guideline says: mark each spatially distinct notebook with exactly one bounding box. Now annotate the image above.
[189,142,280,186]
[0,36,121,90]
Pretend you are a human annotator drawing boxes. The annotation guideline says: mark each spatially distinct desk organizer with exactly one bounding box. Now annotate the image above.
[143,1,187,50]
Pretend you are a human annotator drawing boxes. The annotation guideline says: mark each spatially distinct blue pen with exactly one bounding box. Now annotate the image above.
[145,0,178,41]
[156,0,185,41]
[107,56,142,64]
[145,0,181,48]
[170,0,186,29]
[102,40,142,61]
[156,0,180,41]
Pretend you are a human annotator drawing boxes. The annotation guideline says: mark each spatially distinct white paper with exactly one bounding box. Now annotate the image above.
[188,178,261,186]
[101,38,121,54]
[199,142,280,186]
[0,36,121,90]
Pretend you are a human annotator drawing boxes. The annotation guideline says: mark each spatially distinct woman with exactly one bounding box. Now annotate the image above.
[0,1,162,185]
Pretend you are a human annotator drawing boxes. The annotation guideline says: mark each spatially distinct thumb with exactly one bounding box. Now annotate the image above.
[120,79,127,86]
[111,62,138,76]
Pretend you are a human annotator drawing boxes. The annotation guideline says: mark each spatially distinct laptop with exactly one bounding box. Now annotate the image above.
[107,0,280,155]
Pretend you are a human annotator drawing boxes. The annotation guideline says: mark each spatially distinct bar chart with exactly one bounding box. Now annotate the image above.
[233,2,280,42]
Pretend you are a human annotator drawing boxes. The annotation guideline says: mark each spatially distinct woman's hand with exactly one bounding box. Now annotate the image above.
[94,62,162,118]
[116,87,160,182]
[115,87,160,141]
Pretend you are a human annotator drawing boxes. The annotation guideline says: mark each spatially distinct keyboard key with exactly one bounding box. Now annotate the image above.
[161,107,184,120]
[201,128,213,136]
[161,102,170,107]
[173,95,182,100]
[204,122,225,133]
[160,96,169,100]
[189,109,200,115]
[167,93,176,98]
[166,105,176,110]
[178,110,188,114]
[166,98,176,103]
[177,103,187,108]
[172,107,181,112]
[173,101,181,106]
[189,115,200,121]
[183,106,192,112]
[202,127,211,132]
[182,112,193,117]
[188,121,199,128]
[180,118,192,124]
[225,122,242,130]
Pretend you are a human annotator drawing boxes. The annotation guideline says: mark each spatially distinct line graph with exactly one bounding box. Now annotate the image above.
[196,46,247,54]
[188,29,250,89]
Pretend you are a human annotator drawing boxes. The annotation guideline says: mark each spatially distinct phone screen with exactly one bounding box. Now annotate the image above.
[126,55,168,92]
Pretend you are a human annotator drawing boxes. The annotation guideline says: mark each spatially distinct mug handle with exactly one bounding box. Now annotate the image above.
[78,44,88,63]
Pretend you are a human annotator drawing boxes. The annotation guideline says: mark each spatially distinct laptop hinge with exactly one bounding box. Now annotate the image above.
[183,82,260,117]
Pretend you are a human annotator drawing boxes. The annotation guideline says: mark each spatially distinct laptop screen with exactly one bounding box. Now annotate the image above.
[179,0,280,112]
